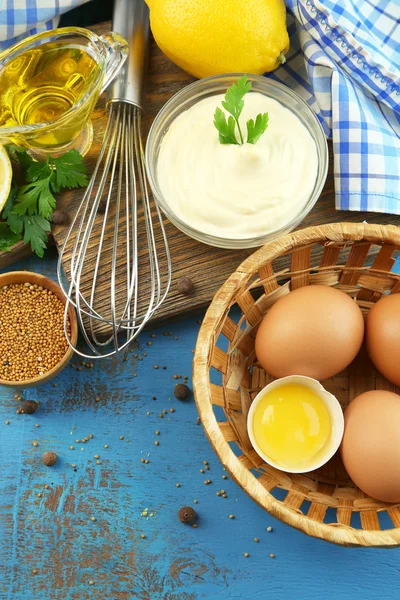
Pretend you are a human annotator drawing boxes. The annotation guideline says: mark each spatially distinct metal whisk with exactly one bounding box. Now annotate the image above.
[57,0,171,359]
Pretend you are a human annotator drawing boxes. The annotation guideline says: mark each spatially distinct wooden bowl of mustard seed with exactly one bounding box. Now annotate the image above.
[0,271,78,387]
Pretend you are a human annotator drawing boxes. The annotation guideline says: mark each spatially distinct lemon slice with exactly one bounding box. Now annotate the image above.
[0,146,12,214]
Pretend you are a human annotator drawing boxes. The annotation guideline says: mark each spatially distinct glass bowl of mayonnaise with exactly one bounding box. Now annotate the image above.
[145,73,328,249]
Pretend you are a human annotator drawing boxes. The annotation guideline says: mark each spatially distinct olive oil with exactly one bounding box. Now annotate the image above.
[0,43,100,147]
[252,383,331,471]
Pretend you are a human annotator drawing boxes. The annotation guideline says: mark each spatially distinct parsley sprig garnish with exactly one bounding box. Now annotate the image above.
[0,147,88,257]
[213,75,269,145]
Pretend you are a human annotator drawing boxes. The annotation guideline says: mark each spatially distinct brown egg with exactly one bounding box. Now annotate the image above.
[366,294,400,386]
[341,390,400,502]
[255,285,364,380]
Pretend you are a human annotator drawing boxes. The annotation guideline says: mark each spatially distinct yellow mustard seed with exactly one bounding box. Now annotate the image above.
[0,283,70,381]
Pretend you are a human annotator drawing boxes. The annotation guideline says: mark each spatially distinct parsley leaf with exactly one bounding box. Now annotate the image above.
[213,108,238,145]
[0,222,20,252]
[51,150,88,192]
[26,156,52,182]
[213,76,269,146]
[22,214,51,258]
[13,177,56,219]
[246,112,269,144]
[2,148,88,257]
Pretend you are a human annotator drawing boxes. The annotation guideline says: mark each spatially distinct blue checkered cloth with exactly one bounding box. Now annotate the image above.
[268,0,400,214]
[0,0,88,50]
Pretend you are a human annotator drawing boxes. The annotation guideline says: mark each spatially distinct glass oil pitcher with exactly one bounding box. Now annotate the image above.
[0,27,128,158]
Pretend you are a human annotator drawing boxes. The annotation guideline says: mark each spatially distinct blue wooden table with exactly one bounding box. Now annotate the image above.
[1,250,400,600]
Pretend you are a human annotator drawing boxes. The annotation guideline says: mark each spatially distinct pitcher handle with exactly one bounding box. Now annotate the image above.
[99,32,129,94]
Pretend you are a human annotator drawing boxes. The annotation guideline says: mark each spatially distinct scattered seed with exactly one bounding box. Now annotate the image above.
[69,446,74,450]
[155,430,160,435]
[71,464,76,468]
[119,436,124,440]
[89,581,94,585]
[37,493,42,498]
[222,475,227,479]
[244,553,249,558]
[267,526,273,532]
[205,466,209,470]
[176,483,181,487]
[269,553,275,559]
[216,492,221,497]
[192,523,198,528]
[5,420,9,425]
[141,458,145,463]
[35,424,39,427]
[140,534,146,539]
[194,499,198,504]
[32,569,38,575]
[169,408,175,413]
[200,469,204,473]
[145,459,149,464]
[32,441,38,447]
[159,414,163,418]
[91,517,96,522]
[96,461,101,465]
[254,538,259,543]
[104,445,108,449]
[154,441,159,446]
[229,514,234,519]
[154,365,159,369]
[94,455,99,459]
[162,409,167,414]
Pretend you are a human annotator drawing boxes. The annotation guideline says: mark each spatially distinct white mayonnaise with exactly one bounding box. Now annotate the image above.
[157,92,318,239]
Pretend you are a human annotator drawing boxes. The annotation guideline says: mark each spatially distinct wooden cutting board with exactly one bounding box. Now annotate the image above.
[3,20,400,331]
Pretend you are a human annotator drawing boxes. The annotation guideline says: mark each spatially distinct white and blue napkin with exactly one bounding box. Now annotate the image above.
[268,0,400,214]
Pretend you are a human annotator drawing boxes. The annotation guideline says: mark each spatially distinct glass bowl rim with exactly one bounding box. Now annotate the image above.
[145,72,329,249]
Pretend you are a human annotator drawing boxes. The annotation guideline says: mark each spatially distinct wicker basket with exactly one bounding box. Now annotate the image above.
[193,222,400,547]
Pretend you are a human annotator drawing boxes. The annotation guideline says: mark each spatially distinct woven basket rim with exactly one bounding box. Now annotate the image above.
[193,222,400,547]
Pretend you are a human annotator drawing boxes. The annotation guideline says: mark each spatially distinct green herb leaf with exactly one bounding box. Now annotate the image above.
[51,150,88,192]
[0,222,20,252]
[213,76,269,146]
[2,184,24,234]
[246,112,269,144]
[3,148,87,257]
[13,177,55,219]
[22,214,51,258]
[222,75,251,122]
[213,108,238,145]
[26,156,52,182]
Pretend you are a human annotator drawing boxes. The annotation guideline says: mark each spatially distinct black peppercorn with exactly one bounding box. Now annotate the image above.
[51,209,69,225]
[42,451,57,467]
[177,276,194,296]
[22,400,39,414]
[174,383,191,400]
[178,506,197,524]
[97,199,108,214]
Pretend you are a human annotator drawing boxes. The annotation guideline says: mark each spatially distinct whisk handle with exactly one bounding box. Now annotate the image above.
[108,0,150,110]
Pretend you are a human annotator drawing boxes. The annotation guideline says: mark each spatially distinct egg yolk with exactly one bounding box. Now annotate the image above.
[252,384,331,471]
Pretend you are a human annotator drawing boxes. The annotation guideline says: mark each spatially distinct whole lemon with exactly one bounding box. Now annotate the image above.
[146,0,289,78]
